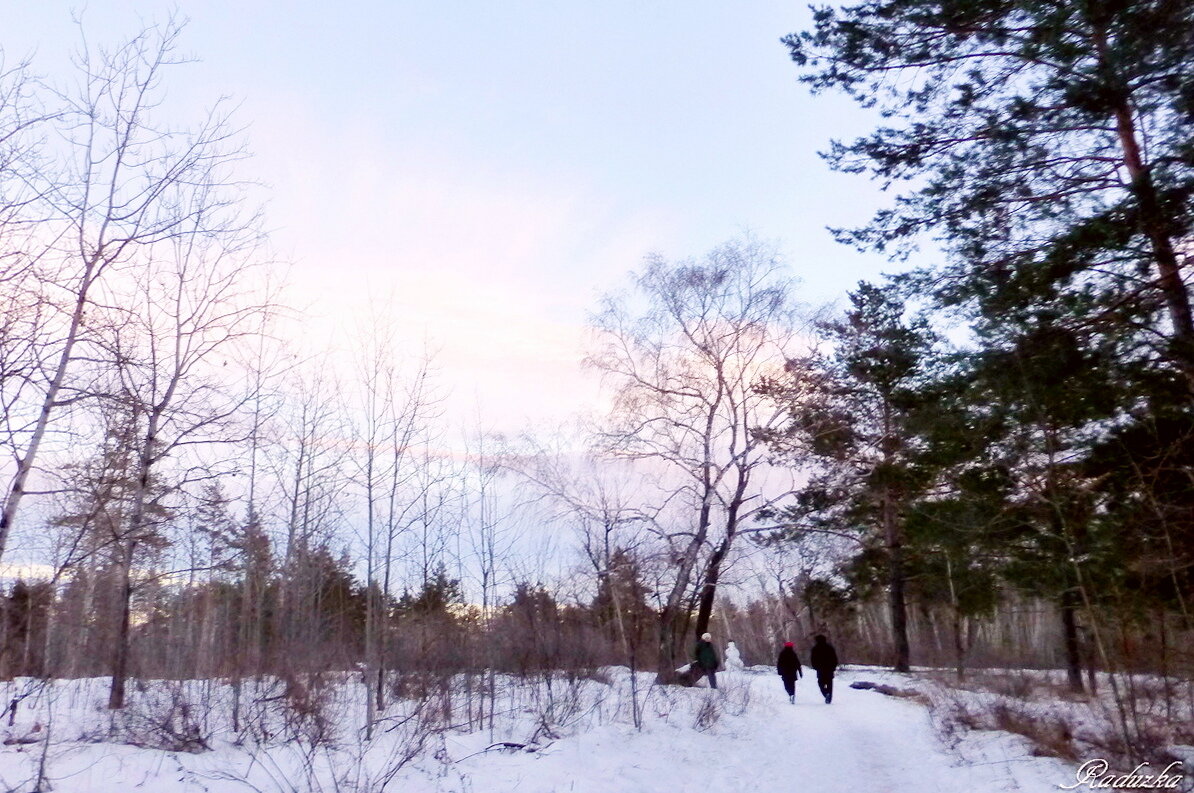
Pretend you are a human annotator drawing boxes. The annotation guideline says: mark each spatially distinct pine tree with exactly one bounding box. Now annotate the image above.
[949,298,1125,690]
[762,281,939,672]
[786,0,1194,383]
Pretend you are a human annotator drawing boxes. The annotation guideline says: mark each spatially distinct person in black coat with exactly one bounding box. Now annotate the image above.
[809,634,839,704]
[776,641,802,703]
[693,632,720,689]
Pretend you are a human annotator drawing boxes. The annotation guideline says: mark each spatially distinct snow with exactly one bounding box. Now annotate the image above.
[0,669,1078,792]
[434,671,1068,793]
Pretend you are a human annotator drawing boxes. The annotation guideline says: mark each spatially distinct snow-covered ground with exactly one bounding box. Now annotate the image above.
[0,668,1083,792]
[425,668,1074,793]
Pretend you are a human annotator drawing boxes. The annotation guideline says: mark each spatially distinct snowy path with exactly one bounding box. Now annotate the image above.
[0,671,1075,792]
[436,669,1071,793]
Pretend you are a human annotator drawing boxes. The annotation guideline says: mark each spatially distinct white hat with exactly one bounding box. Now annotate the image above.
[701,632,712,641]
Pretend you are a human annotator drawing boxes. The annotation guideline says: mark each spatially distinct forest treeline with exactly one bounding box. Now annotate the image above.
[0,3,1191,755]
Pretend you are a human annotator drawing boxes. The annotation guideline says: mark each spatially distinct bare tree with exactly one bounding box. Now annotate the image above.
[230,293,288,725]
[503,435,655,722]
[586,238,804,682]
[351,305,446,738]
[98,194,268,708]
[505,432,646,573]
[0,19,253,565]
[462,425,520,734]
[0,55,58,559]
[268,360,352,672]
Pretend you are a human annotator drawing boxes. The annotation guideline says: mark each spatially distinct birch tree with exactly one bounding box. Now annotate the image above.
[0,20,253,565]
[587,238,803,682]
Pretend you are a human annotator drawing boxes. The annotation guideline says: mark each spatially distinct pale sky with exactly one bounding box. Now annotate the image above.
[4,1,895,432]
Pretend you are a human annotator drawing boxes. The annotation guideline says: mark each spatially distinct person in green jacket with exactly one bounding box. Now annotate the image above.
[693,632,720,689]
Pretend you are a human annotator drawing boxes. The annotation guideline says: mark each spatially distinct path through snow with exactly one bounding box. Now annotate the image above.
[430,668,1071,793]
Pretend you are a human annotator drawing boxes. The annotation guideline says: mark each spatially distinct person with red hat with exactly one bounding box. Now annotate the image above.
[776,641,803,703]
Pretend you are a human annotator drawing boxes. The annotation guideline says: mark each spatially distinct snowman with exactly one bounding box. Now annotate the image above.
[724,640,744,672]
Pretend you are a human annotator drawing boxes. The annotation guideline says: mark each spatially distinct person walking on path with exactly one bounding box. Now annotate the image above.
[694,632,720,689]
[776,641,802,703]
[810,634,838,704]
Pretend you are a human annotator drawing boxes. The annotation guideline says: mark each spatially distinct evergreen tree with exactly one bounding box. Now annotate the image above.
[396,565,464,618]
[762,281,939,671]
[591,548,654,651]
[785,0,1194,383]
[909,291,1127,690]
[0,580,51,678]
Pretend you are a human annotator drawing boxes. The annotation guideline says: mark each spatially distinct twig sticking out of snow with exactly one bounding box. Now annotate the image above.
[456,741,547,762]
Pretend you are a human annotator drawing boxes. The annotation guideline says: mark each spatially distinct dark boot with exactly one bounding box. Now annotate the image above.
[818,674,834,704]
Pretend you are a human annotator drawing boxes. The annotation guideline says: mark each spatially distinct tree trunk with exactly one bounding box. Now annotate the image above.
[653,531,708,683]
[0,261,99,563]
[884,488,911,672]
[108,544,136,710]
[693,537,732,638]
[364,583,378,740]
[1090,23,1194,382]
[1060,590,1085,694]
[802,577,818,635]
[1118,127,1194,377]
[952,610,965,683]
[946,556,965,682]
[108,400,164,709]
[655,605,686,683]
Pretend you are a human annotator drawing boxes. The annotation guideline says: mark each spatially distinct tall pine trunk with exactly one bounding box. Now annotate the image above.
[884,486,910,673]
[1088,21,1194,382]
[1060,589,1085,694]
